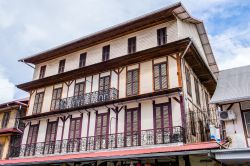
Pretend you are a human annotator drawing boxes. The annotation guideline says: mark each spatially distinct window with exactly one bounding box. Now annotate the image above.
[58,59,65,74]
[205,92,210,115]
[154,63,167,91]
[126,69,139,96]
[95,112,109,149]
[79,53,86,68]
[25,124,39,156]
[0,144,3,159]
[39,65,46,79]
[68,117,82,152]
[45,121,58,154]
[51,88,62,111]
[185,67,192,96]
[194,78,200,106]
[190,111,196,136]
[33,92,44,115]
[1,112,10,128]
[102,45,110,62]
[74,82,85,96]
[99,76,110,102]
[125,108,140,146]
[157,27,167,46]
[244,112,250,137]
[128,37,136,54]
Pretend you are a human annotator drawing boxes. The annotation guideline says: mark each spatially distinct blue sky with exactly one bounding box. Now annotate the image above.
[0,0,250,103]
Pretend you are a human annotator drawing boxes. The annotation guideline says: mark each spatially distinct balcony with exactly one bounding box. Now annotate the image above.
[52,88,119,111]
[9,126,185,158]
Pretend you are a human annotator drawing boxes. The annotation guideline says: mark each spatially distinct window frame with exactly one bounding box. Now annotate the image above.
[1,111,10,128]
[126,69,139,96]
[68,117,82,140]
[74,82,85,97]
[194,78,201,106]
[157,27,167,46]
[58,59,66,74]
[185,67,192,97]
[39,65,46,79]
[50,87,62,111]
[128,37,136,54]
[33,92,44,115]
[102,45,110,62]
[153,62,168,91]
[79,53,87,68]
[243,111,250,137]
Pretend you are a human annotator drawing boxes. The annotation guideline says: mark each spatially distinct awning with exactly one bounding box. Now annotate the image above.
[212,148,250,165]
[210,65,250,104]
[0,142,220,165]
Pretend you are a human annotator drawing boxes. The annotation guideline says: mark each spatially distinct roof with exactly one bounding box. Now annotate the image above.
[0,98,29,110]
[0,141,220,165]
[18,2,218,78]
[210,65,250,104]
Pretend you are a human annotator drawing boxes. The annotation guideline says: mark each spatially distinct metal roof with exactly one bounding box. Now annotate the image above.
[210,65,250,104]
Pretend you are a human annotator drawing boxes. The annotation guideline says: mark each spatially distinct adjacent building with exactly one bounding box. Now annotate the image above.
[210,65,250,165]
[0,98,28,160]
[2,2,221,166]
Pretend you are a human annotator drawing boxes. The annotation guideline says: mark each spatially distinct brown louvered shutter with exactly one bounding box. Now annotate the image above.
[95,113,109,136]
[45,121,58,143]
[154,103,171,130]
[74,82,85,96]
[51,88,62,111]
[27,124,39,145]
[33,92,44,114]
[69,118,82,140]
[126,69,139,96]
[99,76,110,91]
[2,112,10,128]
[154,63,167,91]
[185,67,192,96]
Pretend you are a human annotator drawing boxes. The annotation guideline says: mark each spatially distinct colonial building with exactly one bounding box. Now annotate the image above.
[210,65,250,165]
[3,2,221,166]
[0,98,28,160]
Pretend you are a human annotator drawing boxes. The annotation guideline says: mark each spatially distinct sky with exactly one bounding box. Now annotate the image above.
[0,0,250,103]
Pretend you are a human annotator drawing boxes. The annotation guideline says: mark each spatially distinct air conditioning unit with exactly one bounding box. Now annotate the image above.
[219,110,236,121]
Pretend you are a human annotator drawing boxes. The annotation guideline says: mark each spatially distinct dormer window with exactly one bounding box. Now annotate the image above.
[39,65,46,79]
[157,27,167,46]
[58,59,65,74]
[102,45,110,62]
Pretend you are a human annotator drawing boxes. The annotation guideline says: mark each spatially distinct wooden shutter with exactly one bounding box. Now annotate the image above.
[194,79,201,106]
[102,45,110,61]
[27,125,39,145]
[33,92,44,114]
[128,37,136,54]
[244,112,250,137]
[58,59,65,73]
[2,112,10,128]
[51,88,62,111]
[68,117,82,139]
[39,65,46,79]
[45,121,58,143]
[99,76,110,91]
[126,69,139,96]
[154,103,171,129]
[185,67,192,96]
[74,82,85,96]
[95,113,109,136]
[154,63,167,90]
[157,27,167,46]
[79,53,86,68]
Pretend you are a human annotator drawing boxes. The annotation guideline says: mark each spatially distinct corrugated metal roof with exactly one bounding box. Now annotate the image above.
[210,65,250,104]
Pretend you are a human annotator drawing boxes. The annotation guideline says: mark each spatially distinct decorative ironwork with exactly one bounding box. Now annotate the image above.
[9,126,184,158]
[57,88,118,110]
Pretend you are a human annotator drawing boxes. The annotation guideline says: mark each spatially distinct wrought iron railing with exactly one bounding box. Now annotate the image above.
[9,126,184,158]
[51,88,119,111]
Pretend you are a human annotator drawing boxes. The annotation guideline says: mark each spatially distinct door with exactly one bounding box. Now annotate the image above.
[68,117,82,152]
[95,112,109,149]
[44,121,58,154]
[25,124,39,156]
[153,103,172,144]
[99,76,110,102]
[125,108,140,147]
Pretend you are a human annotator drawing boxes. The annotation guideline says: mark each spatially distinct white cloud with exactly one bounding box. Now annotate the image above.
[0,66,15,103]
[210,22,250,70]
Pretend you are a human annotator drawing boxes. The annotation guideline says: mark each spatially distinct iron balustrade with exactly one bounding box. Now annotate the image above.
[9,126,184,158]
[51,88,119,111]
